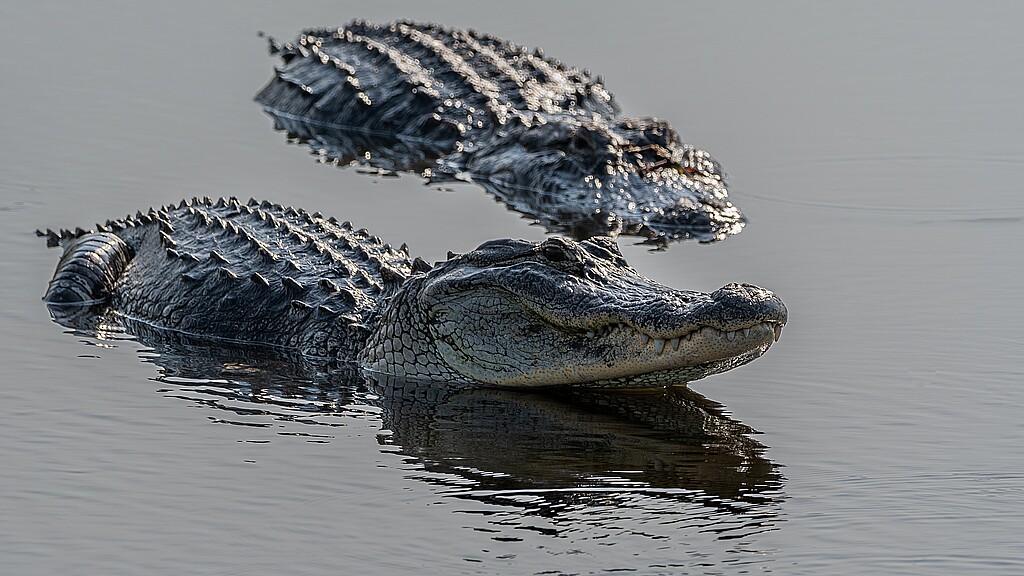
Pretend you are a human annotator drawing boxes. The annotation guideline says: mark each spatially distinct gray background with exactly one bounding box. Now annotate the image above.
[2,1,1022,574]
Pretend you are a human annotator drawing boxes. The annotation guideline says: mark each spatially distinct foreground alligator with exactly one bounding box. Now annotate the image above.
[41,197,785,388]
[256,20,744,244]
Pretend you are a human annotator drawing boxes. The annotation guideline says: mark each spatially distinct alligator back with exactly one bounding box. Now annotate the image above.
[255,19,619,149]
[41,198,421,358]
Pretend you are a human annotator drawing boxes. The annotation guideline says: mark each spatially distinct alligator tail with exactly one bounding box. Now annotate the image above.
[41,231,134,305]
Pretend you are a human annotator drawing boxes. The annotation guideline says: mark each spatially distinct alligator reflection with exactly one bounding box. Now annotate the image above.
[262,115,744,247]
[52,307,783,536]
[374,373,780,506]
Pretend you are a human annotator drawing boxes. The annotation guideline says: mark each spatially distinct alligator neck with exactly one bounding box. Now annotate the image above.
[358,275,466,382]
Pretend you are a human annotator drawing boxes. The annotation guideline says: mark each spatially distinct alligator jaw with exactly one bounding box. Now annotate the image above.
[488,278,788,387]
[482,316,786,388]
[417,262,787,388]
[583,320,785,351]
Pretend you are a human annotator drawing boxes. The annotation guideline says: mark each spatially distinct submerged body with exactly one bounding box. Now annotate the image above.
[256,20,744,244]
[41,197,785,388]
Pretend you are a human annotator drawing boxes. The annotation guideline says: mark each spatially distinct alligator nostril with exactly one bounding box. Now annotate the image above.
[709,283,787,325]
[713,282,775,299]
[713,283,749,297]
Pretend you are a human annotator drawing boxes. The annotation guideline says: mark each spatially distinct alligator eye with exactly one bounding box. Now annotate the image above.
[541,243,568,262]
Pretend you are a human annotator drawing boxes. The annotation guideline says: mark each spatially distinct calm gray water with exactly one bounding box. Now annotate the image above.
[3,1,1023,574]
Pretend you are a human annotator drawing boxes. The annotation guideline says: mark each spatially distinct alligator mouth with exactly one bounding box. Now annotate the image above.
[473,317,785,388]
[581,320,784,352]
[583,318,785,386]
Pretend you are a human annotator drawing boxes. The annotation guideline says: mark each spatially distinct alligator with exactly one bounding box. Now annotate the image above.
[255,20,745,245]
[40,197,785,388]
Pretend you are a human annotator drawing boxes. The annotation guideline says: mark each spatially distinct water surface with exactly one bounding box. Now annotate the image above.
[3,1,1023,574]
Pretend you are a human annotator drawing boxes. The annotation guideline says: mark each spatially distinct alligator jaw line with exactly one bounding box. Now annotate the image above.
[582,320,785,355]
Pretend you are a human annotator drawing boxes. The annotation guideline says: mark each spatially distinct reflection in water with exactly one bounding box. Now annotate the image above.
[50,306,784,558]
[375,374,778,502]
[374,374,784,550]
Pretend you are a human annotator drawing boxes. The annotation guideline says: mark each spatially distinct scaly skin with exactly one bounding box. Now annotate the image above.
[255,20,744,245]
[359,236,786,387]
[42,197,786,388]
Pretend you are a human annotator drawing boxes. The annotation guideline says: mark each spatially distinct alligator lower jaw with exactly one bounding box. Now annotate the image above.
[600,320,784,377]
[486,321,784,388]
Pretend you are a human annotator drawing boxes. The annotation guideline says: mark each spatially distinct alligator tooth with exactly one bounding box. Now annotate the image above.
[654,339,666,354]
[671,338,680,350]
[640,334,651,345]
[726,331,736,341]
[773,324,784,342]
[743,328,751,338]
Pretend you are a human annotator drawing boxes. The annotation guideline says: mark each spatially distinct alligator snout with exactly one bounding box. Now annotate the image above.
[711,282,776,302]
[709,282,788,328]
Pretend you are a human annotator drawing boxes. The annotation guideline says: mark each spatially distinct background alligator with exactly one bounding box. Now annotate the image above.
[255,20,745,245]
[40,197,786,388]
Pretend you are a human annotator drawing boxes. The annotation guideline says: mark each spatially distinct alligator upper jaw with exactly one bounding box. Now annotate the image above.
[520,279,789,342]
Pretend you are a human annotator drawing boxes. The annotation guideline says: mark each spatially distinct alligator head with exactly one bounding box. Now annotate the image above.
[444,115,746,243]
[359,236,786,387]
